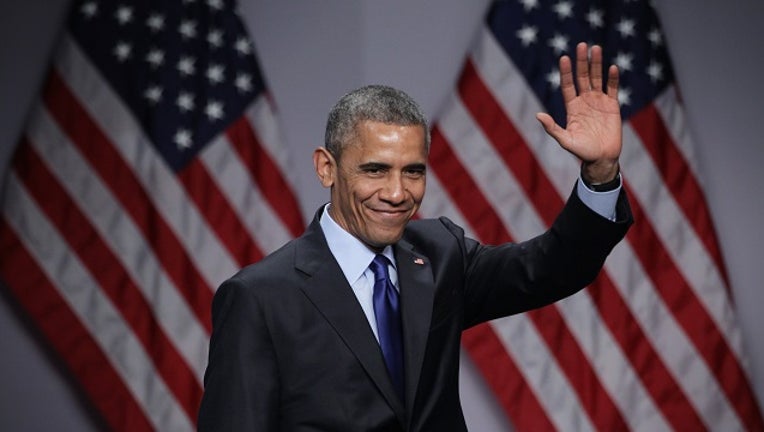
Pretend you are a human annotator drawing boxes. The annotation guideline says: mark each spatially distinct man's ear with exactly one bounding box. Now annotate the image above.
[313,147,336,188]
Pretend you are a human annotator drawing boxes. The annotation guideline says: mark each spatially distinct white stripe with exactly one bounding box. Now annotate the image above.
[471,25,744,429]
[244,94,301,194]
[55,35,238,290]
[653,87,704,184]
[26,105,209,382]
[198,126,293,256]
[491,317,595,432]
[3,174,194,432]
[438,93,667,430]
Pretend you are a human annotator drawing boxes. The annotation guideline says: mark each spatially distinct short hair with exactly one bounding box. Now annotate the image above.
[324,85,430,160]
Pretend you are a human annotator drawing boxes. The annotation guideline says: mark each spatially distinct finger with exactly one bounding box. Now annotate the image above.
[559,55,576,104]
[590,45,603,91]
[606,64,619,100]
[575,42,591,93]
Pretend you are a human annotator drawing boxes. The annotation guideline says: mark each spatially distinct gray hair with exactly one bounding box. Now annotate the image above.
[324,85,430,159]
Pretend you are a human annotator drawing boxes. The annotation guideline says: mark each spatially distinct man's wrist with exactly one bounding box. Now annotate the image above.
[581,171,621,192]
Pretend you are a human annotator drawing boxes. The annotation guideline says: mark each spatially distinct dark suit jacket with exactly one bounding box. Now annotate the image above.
[198,188,632,431]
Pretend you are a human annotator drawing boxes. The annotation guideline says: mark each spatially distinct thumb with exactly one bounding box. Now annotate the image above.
[536,112,568,148]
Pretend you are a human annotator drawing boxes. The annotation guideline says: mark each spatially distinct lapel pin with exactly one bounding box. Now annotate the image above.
[414,258,424,265]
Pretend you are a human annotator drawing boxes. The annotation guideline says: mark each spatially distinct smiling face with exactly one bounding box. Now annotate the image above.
[314,120,427,251]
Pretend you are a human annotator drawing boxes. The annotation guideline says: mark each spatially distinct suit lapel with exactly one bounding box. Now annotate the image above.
[294,214,406,422]
[395,239,435,414]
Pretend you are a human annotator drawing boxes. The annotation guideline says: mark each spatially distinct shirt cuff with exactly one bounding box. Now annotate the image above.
[576,175,621,221]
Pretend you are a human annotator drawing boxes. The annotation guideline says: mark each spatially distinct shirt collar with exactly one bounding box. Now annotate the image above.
[319,204,396,285]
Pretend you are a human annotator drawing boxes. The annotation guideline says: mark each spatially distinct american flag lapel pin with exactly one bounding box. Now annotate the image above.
[414,258,424,265]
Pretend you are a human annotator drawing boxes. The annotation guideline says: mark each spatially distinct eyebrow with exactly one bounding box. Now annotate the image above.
[357,162,426,171]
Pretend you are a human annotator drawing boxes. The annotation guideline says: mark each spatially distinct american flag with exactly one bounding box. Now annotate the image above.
[418,0,764,430]
[0,0,303,430]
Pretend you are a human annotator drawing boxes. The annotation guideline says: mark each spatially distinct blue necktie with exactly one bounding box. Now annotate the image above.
[369,254,405,402]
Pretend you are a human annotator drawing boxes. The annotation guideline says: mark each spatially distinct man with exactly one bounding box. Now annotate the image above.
[198,43,632,431]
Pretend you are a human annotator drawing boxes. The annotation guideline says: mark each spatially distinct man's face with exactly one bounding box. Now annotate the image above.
[318,120,427,251]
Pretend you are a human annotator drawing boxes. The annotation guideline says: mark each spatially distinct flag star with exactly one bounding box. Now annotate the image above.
[174,128,193,149]
[206,64,225,84]
[205,100,225,120]
[234,37,251,56]
[546,69,560,89]
[614,52,633,72]
[586,8,604,28]
[146,13,165,32]
[179,20,197,39]
[519,0,538,12]
[177,92,195,112]
[207,29,224,48]
[618,87,631,106]
[177,56,196,76]
[548,34,569,55]
[648,28,663,46]
[207,0,224,10]
[115,5,133,25]
[143,85,163,104]
[617,18,636,38]
[516,25,538,47]
[146,48,165,68]
[114,42,132,62]
[552,1,573,20]
[647,61,664,82]
[81,1,98,18]
[234,73,252,93]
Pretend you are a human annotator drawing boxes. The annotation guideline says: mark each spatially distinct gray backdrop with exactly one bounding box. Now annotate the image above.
[1,1,762,430]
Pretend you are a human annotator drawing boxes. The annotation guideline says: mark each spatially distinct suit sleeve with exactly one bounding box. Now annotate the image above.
[460,187,632,327]
[197,278,279,431]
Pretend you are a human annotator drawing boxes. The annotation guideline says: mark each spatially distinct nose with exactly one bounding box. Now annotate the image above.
[379,173,405,205]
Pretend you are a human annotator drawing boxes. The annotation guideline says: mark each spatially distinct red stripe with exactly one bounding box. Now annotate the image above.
[463,324,557,431]
[43,70,213,331]
[178,157,264,266]
[226,115,305,238]
[0,220,154,432]
[630,105,731,289]
[623,182,764,431]
[12,141,203,421]
[430,127,632,430]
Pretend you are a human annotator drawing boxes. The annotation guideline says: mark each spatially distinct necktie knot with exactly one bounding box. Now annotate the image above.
[369,254,391,284]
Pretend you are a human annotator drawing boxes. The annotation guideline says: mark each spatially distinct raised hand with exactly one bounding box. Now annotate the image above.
[536,42,621,184]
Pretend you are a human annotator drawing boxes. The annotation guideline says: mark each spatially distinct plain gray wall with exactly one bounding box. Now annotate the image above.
[1,1,762,430]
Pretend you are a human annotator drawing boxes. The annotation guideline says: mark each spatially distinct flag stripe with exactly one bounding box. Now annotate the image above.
[178,158,264,266]
[198,128,294,256]
[225,116,304,238]
[43,69,214,330]
[630,105,730,288]
[12,140,202,421]
[0,220,154,432]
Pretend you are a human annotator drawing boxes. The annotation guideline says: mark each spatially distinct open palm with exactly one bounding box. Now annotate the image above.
[536,42,622,184]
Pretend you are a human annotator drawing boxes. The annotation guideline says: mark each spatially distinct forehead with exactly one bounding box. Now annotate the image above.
[345,121,427,158]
